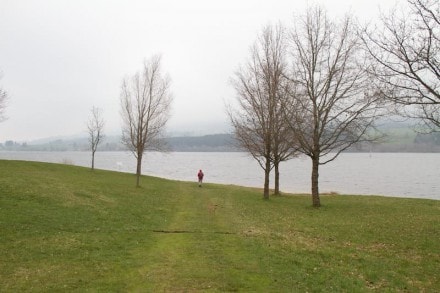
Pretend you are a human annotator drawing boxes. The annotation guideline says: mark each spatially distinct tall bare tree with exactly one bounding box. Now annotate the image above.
[362,0,440,131]
[120,55,172,187]
[0,74,8,123]
[286,7,385,207]
[87,106,105,171]
[229,24,295,199]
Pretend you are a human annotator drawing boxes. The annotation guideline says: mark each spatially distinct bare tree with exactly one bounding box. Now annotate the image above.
[87,106,105,171]
[361,0,440,131]
[120,55,172,187]
[286,7,385,207]
[229,24,295,199]
[0,74,8,123]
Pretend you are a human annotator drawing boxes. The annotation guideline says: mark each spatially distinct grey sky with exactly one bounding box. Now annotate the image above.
[0,0,399,142]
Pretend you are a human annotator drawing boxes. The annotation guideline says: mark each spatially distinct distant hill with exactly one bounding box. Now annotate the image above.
[353,123,440,152]
[166,134,237,152]
[1,123,439,152]
[0,134,239,152]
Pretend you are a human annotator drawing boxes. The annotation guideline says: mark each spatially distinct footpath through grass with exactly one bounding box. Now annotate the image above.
[0,160,439,291]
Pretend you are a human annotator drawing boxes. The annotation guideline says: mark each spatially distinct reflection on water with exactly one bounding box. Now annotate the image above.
[0,151,439,200]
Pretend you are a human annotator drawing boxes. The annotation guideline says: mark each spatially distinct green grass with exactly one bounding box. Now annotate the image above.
[1,160,439,292]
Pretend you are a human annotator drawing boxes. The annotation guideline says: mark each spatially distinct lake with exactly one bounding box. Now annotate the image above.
[0,151,439,200]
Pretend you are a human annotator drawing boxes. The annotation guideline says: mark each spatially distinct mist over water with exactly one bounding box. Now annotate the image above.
[1,151,439,200]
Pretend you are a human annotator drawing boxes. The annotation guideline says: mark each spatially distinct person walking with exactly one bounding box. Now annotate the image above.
[197,169,204,187]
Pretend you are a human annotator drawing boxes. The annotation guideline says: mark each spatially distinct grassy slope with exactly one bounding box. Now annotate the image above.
[0,160,439,292]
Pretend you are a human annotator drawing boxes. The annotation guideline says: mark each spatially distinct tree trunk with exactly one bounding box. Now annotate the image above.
[91,150,95,171]
[311,158,320,207]
[263,157,271,200]
[136,153,142,187]
[274,161,280,195]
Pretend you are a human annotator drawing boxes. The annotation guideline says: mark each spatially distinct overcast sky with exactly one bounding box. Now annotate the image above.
[0,0,400,142]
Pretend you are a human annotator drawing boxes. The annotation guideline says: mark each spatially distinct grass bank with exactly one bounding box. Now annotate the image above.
[0,160,439,291]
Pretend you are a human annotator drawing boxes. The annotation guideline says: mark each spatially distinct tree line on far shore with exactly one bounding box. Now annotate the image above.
[3,129,440,152]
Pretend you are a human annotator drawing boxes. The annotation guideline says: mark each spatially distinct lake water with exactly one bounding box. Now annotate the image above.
[0,151,439,200]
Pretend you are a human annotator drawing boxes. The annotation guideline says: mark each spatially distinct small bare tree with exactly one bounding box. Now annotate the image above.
[362,0,440,131]
[87,106,105,171]
[229,24,295,199]
[286,7,385,207]
[120,55,172,187]
[0,74,8,123]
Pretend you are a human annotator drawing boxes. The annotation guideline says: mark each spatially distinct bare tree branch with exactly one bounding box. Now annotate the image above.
[361,0,440,131]
[0,73,8,123]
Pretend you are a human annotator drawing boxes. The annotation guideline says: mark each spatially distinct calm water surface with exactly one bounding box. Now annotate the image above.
[0,151,439,200]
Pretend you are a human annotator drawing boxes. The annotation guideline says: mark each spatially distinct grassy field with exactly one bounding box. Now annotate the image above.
[0,160,439,292]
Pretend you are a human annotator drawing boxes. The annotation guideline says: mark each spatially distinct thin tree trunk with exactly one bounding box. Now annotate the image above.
[91,150,95,171]
[263,157,271,200]
[136,153,142,187]
[274,161,280,195]
[311,158,320,207]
